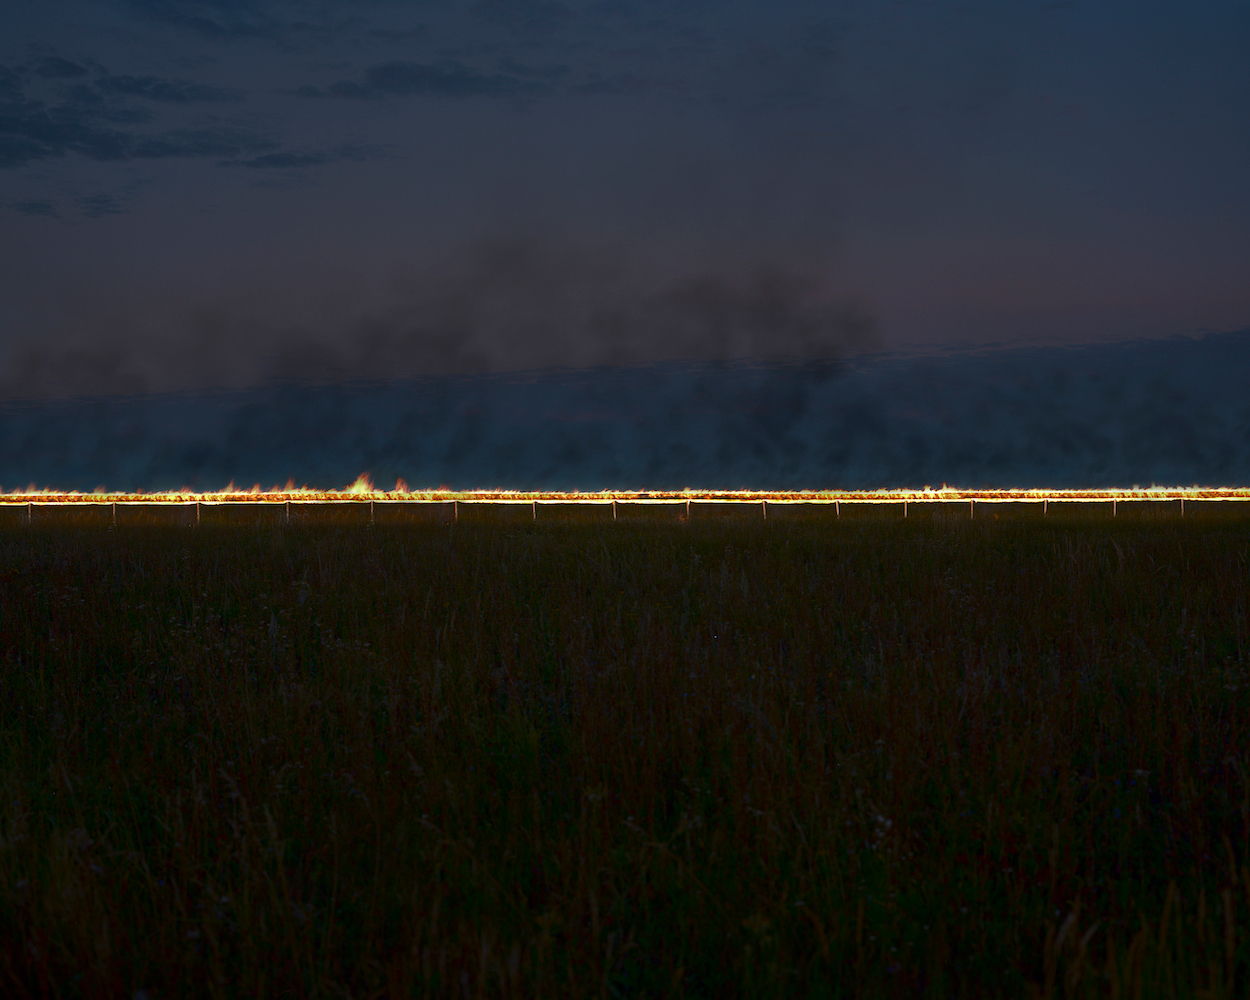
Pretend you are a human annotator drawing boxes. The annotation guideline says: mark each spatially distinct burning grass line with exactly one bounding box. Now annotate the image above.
[4,477,1250,507]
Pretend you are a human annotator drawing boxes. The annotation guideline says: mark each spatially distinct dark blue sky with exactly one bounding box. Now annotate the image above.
[1,2,1248,489]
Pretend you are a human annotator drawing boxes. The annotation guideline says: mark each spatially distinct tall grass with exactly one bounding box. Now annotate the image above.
[0,513,1248,997]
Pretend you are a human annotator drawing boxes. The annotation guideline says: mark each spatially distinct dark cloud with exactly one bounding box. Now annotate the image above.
[0,66,21,98]
[129,126,273,159]
[367,25,430,42]
[572,72,660,97]
[76,193,124,217]
[0,107,274,167]
[123,0,372,44]
[96,73,243,103]
[11,199,58,217]
[0,110,272,167]
[283,10,848,109]
[123,0,283,41]
[297,60,549,100]
[229,149,332,168]
[0,86,131,166]
[472,0,573,35]
[32,56,89,79]
[0,58,315,171]
[497,59,570,81]
[220,143,382,168]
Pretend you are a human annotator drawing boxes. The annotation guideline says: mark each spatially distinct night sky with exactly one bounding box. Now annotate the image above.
[2,1,1248,490]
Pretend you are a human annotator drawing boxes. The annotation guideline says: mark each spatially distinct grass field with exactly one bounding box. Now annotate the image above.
[1,509,1248,997]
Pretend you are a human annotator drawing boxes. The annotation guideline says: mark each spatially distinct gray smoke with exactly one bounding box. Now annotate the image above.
[0,238,874,401]
[2,329,1249,492]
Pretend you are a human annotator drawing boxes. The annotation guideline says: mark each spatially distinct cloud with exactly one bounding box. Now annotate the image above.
[0,58,303,170]
[497,59,570,81]
[0,66,21,99]
[472,0,573,35]
[229,149,333,169]
[11,200,58,217]
[96,74,244,103]
[0,89,131,167]
[296,60,550,100]
[76,193,125,217]
[123,0,283,41]
[219,143,382,169]
[32,57,89,79]
[128,126,274,159]
[123,0,371,44]
[299,58,666,103]
[281,10,849,110]
[572,72,660,97]
[0,115,273,168]
[367,25,430,42]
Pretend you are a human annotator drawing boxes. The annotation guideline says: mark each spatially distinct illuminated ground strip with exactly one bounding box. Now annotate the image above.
[2,485,1250,507]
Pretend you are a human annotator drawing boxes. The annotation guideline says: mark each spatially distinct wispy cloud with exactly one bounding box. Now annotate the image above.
[11,200,59,218]
[122,0,284,42]
[31,56,89,79]
[221,144,381,169]
[96,73,244,103]
[0,57,271,170]
[76,192,125,217]
[0,54,385,200]
[295,60,550,101]
[472,0,573,35]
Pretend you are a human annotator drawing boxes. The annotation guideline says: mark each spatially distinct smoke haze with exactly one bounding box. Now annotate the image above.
[0,238,872,400]
[3,329,1248,492]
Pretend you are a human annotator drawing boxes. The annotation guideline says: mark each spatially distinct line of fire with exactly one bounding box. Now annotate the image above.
[2,478,1250,524]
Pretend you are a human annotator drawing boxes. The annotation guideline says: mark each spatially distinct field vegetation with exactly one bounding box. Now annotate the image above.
[1,506,1248,997]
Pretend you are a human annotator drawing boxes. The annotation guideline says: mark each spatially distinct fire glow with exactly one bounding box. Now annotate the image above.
[2,475,1249,510]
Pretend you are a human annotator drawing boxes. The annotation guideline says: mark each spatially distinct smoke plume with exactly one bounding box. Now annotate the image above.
[3,329,1249,492]
[0,237,874,401]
